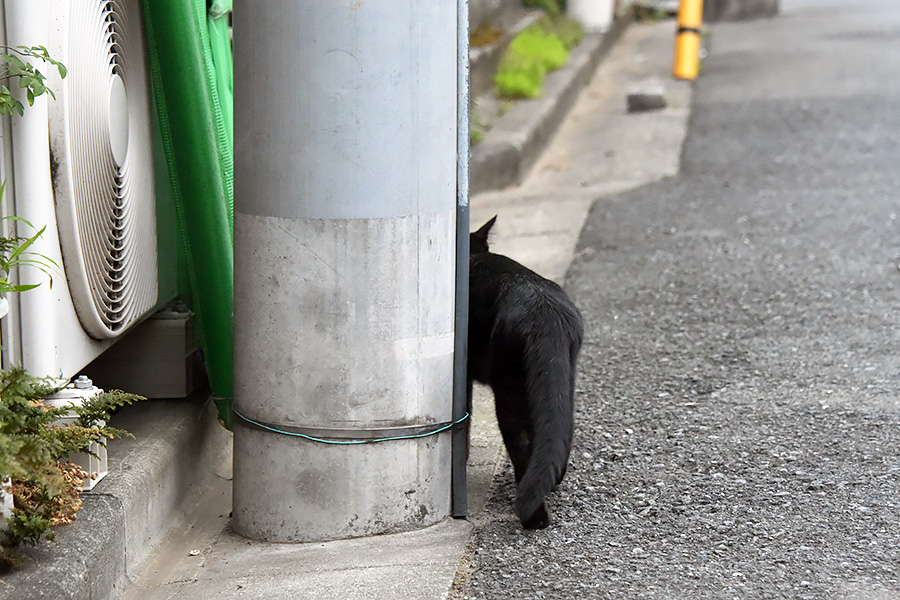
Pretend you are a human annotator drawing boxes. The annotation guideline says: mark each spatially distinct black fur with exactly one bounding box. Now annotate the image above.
[468,216,584,529]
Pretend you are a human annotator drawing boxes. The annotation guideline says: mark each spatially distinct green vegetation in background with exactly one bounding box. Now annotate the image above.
[495,27,567,98]
[523,0,567,17]
[470,21,504,47]
[470,104,486,145]
[538,14,584,49]
[632,4,672,23]
[495,16,583,99]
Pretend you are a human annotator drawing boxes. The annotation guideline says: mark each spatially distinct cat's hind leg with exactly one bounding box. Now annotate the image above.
[492,384,532,484]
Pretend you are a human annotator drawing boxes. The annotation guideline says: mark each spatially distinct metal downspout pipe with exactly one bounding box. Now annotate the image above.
[452,0,470,519]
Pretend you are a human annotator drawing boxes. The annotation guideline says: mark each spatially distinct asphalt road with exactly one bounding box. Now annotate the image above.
[463,1,900,598]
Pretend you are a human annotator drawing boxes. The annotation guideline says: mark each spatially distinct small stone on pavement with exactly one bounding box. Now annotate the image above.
[627,80,668,112]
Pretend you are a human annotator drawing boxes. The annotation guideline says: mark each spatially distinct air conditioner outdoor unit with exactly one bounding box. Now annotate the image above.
[0,0,175,381]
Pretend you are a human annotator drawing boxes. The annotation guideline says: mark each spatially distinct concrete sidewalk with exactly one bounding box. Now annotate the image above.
[0,17,692,600]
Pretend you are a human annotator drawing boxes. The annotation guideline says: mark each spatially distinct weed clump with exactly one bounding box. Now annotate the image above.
[495,25,569,99]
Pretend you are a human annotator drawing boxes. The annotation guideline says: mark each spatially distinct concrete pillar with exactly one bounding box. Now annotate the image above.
[232,2,458,541]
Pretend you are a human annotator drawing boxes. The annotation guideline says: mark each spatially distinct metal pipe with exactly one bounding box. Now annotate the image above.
[452,0,470,519]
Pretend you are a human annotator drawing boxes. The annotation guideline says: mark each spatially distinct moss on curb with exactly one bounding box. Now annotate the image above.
[495,23,571,99]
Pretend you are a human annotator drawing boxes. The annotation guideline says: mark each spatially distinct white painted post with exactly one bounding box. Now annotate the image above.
[569,0,616,32]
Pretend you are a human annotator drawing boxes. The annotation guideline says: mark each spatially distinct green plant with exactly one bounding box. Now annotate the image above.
[0,46,66,295]
[537,14,584,50]
[523,0,566,17]
[633,5,671,23]
[0,183,59,295]
[495,25,569,99]
[0,44,87,573]
[0,368,143,571]
[0,45,67,117]
[469,103,487,146]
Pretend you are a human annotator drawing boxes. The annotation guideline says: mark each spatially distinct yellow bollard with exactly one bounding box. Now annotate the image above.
[673,0,704,80]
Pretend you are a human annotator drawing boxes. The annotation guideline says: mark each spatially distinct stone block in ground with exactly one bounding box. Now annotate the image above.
[627,79,668,112]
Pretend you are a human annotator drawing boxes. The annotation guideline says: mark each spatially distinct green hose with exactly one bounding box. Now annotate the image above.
[203,0,234,233]
[209,1,234,225]
[143,1,234,427]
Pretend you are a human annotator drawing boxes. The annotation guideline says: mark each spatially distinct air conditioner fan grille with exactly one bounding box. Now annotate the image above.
[50,0,158,339]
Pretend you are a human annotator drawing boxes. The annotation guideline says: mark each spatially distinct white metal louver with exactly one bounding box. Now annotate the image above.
[48,0,158,339]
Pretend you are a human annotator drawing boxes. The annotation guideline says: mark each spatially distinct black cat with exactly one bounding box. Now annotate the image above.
[468,216,584,529]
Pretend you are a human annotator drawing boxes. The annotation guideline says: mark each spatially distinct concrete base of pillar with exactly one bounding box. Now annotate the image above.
[232,211,455,542]
[233,428,450,542]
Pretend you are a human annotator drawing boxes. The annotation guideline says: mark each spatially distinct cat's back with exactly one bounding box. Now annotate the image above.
[470,251,555,293]
[470,251,581,328]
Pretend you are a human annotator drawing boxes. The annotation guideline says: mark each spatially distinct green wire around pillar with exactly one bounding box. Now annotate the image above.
[143,0,234,427]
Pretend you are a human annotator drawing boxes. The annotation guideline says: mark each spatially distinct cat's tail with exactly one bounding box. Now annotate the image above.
[515,306,583,529]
